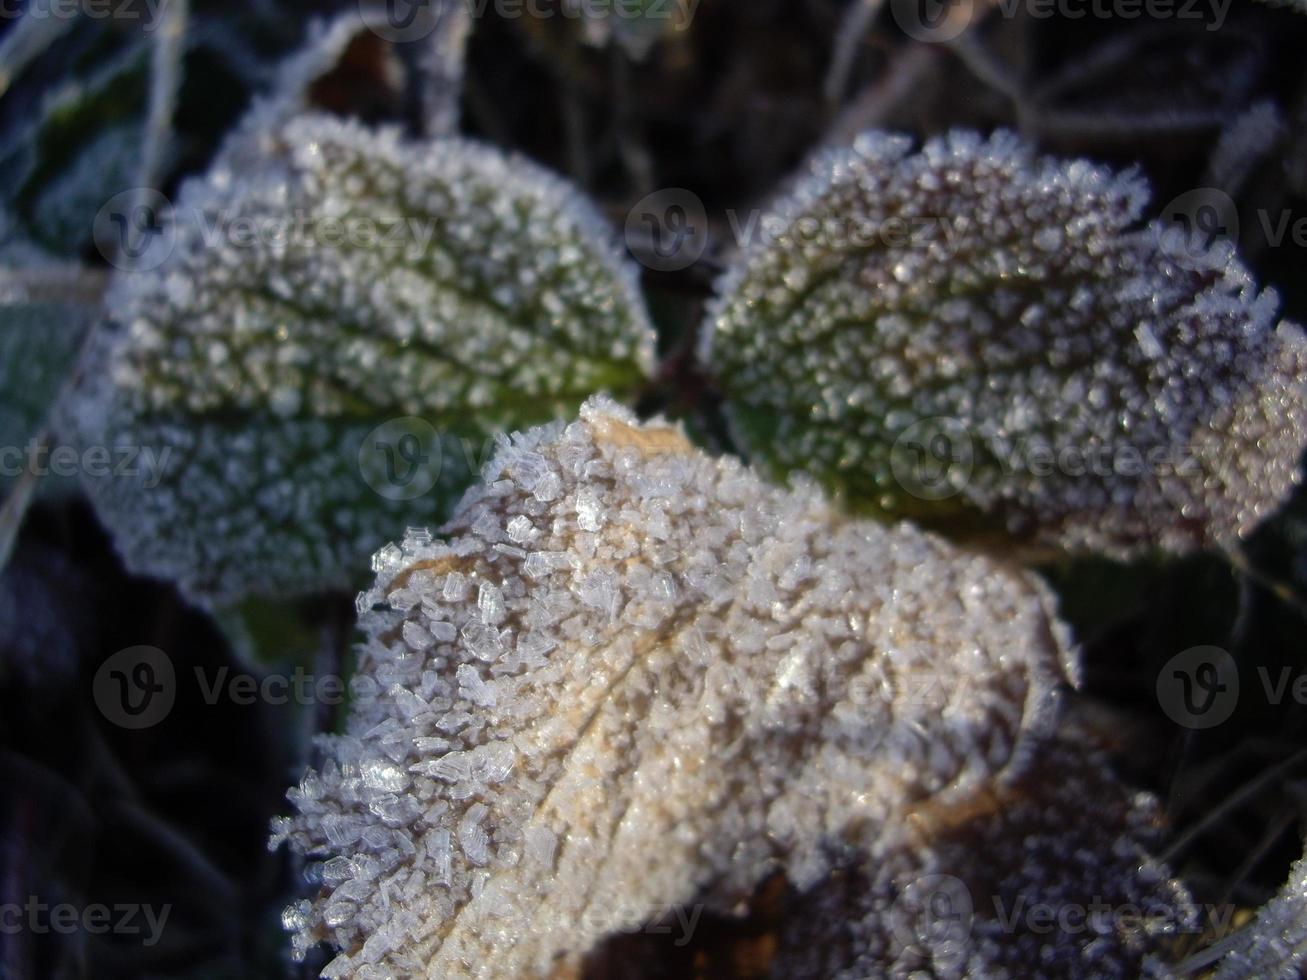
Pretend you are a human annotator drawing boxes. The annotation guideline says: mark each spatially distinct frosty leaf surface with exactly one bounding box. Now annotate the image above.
[772,739,1196,979]
[0,28,150,258]
[0,217,97,502]
[74,106,654,605]
[0,301,91,497]
[273,396,1191,978]
[702,130,1307,558]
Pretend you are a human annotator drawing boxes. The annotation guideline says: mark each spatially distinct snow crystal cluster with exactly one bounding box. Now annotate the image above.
[71,24,653,603]
[702,130,1307,557]
[274,396,1193,978]
[1215,845,1307,979]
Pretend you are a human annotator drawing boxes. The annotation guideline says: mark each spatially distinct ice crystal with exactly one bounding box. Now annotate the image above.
[71,28,654,604]
[1214,843,1307,979]
[772,738,1196,979]
[274,396,1192,977]
[701,130,1307,558]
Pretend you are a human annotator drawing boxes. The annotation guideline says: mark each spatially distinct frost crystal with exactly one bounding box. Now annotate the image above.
[275,396,1192,977]
[1214,843,1307,979]
[71,28,653,604]
[772,739,1196,979]
[701,130,1307,557]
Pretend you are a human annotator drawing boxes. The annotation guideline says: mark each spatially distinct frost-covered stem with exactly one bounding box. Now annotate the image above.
[612,50,655,196]
[419,2,473,137]
[132,0,188,246]
[946,31,1026,108]
[1212,810,1297,919]
[0,5,76,99]
[824,0,886,105]
[1029,107,1230,138]
[0,266,108,306]
[823,44,938,146]
[1211,839,1307,978]
[561,82,592,187]
[1160,749,1307,866]
[0,456,43,578]
[1030,29,1159,103]
[1204,101,1284,199]
[116,799,240,906]
[1227,549,1307,620]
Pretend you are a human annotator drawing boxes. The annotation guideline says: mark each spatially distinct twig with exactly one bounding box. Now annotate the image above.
[132,0,188,247]
[0,5,77,99]
[824,0,887,106]
[823,43,940,148]
[419,1,473,137]
[1161,749,1307,866]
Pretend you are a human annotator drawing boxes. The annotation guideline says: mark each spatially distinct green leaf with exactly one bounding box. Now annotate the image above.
[702,130,1307,559]
[73,111,654,605]
[0,209,102,571]
[0,33,151,257]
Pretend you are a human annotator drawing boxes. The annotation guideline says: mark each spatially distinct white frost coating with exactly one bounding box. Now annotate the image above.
[1214,844,1307,979]
[773,739,1197,980]
[702,129,1307,558]
[71,23,653,603]
[104,111,654,419]
[274,397,1191,977]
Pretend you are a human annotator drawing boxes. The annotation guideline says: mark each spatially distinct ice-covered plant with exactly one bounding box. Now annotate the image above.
[273,397,1194,978]
[2,9,1303,978]
[1212,845,1307,979]
[68,22,654,606]
[701,130,1307,558]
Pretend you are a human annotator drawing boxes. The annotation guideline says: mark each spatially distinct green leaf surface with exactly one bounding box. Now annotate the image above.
[702,130,1307,559]
[74,111,654,605]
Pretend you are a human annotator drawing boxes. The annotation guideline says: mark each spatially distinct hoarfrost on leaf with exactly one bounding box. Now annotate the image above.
[274,396,1193,978]
[71,29,654,604]
[701,129,1307,558]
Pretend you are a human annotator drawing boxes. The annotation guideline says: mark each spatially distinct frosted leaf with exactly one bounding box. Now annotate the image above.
[71,39,653,605]
[701,130,1307,558]
[0,294,93,500]
[771,739,1197,979]
[0,31,150,257]
[273,396,1191,977]
[0,216,98,513]
[1213,843,1307,979]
